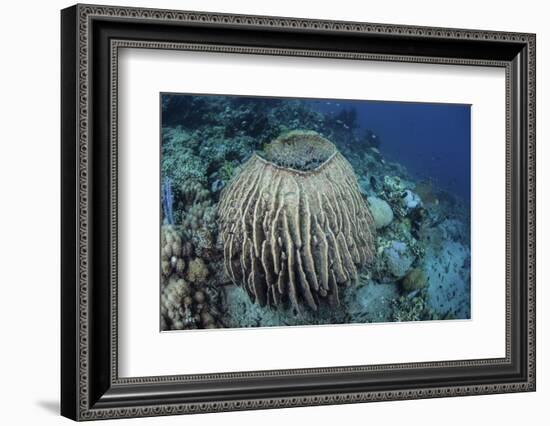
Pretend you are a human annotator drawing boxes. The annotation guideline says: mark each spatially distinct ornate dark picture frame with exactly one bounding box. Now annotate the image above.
[61,3,536,421]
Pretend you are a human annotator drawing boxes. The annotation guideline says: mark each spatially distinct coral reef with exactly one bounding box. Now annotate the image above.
[160,94,472,329]
[219,130,376,311]
[222,275,398,327]
[383,241,415,279]
[185,257,209,284]
[222,285,348,328]
[367,196,394,229]
[380,175,409,217]
[162,129,209,187]
[424,239,470,318]
[160,225,185,278]
[181,201,217,260]
[403,189,422,211]
[343,280,398,323]
[160,275,224,330]
[180,180,210,207]
[160,226,224,330]
[391,293,429,322]
[170,180,219,261]
[401,267,427,293]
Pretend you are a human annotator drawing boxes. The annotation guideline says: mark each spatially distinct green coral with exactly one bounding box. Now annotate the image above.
[401,268,427,292]
[196,127,256,164]
[219,161,236,182]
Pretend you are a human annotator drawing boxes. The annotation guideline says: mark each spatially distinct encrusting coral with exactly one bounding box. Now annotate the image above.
[391,294,428,322]
[218,130,376,311]
[401,267,427,292]
[367,196,394,229]
[383,240,415,279]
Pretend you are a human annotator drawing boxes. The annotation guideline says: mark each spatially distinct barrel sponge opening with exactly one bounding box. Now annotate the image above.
[219,130,376,311]
[260,130,337,171]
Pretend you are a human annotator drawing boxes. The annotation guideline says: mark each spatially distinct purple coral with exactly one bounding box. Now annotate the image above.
[162,178,175,225]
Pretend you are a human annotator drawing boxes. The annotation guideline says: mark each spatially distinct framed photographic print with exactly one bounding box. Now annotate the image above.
[61,4,536,421]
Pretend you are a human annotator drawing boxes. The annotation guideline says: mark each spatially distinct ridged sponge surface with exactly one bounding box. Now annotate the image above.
[219,131,376,311]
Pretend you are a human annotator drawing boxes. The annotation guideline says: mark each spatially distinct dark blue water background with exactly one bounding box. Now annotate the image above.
[163,93,471,202]
[310,100,471,201]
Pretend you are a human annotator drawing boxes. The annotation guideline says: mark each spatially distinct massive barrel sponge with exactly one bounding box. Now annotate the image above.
[218,131,376,311]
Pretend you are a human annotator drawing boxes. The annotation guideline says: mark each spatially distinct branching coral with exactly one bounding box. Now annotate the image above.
[161,132,208,186]
[219,130,376,311]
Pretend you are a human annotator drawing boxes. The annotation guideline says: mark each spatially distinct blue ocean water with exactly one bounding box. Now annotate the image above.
[162,93,471,201]
[311,100,471,201]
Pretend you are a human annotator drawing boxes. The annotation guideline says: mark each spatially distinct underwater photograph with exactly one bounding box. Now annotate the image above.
[159,93,471,331]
